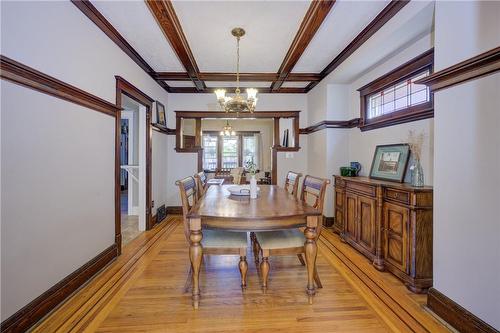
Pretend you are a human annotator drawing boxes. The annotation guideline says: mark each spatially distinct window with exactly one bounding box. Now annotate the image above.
[201,132,258,171]
[221,136,239,169]
[202,134,218,171]
[358,49,434,131]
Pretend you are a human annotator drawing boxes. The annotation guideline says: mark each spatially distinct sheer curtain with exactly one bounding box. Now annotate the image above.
[254,133,263,172]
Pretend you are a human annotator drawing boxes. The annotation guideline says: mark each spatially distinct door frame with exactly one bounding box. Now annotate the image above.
[115,76,153,254]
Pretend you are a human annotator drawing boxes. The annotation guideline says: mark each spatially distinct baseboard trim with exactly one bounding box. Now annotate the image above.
[0,244,118,333]
[427,288,499,333]
[166,206,182,215]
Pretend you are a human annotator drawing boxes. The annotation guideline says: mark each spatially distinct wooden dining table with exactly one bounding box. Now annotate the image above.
[186,184,322,309]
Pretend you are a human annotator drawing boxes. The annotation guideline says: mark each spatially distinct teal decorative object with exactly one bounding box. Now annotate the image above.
[340,167,357,177]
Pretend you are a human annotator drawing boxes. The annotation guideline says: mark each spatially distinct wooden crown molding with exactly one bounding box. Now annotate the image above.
[145,0,205,91]
[0,244,117,333]
[154,72,321,82]
[71,0,171,93]
[299,119,360,134]
[168,86,306,94]
[427,288,499,333]
[415,46,500,92]
[0,55,120,116]
[175,110,300,119]
[271,0,336,91]
[306,0,410,91]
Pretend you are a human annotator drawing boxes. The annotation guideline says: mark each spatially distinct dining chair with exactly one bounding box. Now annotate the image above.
[230,167,244,184]
[176,176,249,289]
[284,171,303,198]
[193,171,207,200]
[254,175,330,291]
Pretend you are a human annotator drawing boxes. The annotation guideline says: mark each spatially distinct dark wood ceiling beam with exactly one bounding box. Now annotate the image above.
[71,0,171,93]
[271,0,336,91]
[145,0,205,91]
[153,72,321,82]
[169,87,307,94]
[306,0,410,91]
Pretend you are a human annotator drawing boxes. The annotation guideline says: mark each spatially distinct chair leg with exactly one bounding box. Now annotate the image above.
[260,257,270,293]
[239,256,248,289]
[313,265,323,289]
[184,265,193,293]
[297,254,306,266]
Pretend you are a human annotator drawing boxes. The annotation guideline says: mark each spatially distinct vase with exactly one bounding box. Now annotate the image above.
[250,175,258,199]
[410,159,424,187]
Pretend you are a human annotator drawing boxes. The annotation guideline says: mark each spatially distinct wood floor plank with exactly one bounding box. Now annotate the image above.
[32,217,452,333]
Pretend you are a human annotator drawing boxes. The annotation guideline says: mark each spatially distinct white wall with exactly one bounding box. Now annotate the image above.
[166,93,308,206]
[433,1,500,329]
[1,82,115,320]
[0,1,171,319]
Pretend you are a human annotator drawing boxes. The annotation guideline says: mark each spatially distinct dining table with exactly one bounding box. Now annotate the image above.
[186,184,322,309]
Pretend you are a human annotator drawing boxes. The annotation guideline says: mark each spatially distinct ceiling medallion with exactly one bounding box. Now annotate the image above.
[220,120,236,136]
[214,27,258,113]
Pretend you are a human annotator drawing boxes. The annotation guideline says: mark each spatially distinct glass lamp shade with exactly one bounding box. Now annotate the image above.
[215,89,226,100]
[246,88,258,100]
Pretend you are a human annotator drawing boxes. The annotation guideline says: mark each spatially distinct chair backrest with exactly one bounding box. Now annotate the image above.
[284,171,302,198]
[300,175,330,240]
[230,167,244,184]
[175,176,198,243]
[193,171,207,199]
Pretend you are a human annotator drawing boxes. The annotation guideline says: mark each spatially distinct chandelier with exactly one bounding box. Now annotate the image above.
[220,120,236,136]
[214,28,258,113]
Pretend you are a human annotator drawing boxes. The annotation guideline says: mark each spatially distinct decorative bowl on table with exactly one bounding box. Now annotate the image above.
[227,185,260,196]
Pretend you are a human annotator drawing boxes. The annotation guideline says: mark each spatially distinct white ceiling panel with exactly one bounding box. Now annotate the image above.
[281,81,310,88]
[293,0,390,73]
[171,0,311,72]
[92,1,185,72]
[206,81,272,88]
[164,81,196,88]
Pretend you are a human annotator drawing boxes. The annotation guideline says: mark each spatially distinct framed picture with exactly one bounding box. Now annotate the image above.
[155,101,166,126]
[369,144,410,182]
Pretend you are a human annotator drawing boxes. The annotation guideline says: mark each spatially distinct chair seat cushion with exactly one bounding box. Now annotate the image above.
[202,230,247,248]
[255,229,305,250]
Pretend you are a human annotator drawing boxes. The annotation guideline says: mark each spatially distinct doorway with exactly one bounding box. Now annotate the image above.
[115,76,154,254]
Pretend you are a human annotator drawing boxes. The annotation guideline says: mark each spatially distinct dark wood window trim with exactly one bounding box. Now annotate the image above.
[358,49,434,131]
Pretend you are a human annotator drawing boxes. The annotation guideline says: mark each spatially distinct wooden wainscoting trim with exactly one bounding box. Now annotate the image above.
[299,118,360,134]
[416,46,500,92]
[152,123,176,135]
[166,206,183,215]
[0,55,120,116]
[0,244,118,333]
[427,288,499,333]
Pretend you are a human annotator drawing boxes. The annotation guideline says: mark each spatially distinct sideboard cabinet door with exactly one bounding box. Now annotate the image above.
[345,192,357,241]
[384,202,409,274]
[357,196,376,254]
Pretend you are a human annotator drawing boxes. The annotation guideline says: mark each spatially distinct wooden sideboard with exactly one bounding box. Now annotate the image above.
[333,175,433,293]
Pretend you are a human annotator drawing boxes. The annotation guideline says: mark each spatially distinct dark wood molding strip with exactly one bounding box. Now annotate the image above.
[145,0,205,91]
[115,76,154,104]
[175,110,300,119]
[0,244,118,333]
[299,118,360,134]
[0,55,120,116]
[271,0,336,91]
[306,0,409,92]
[152,123,176,135]
[154,72,321,82]
[71,0,171,93]
[415,46,500,92]
[166,206,183,215]
[427,288,499,333]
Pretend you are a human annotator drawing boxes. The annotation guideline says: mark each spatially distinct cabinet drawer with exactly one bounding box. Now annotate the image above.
[346,181,376,197]
[384,188,410,205]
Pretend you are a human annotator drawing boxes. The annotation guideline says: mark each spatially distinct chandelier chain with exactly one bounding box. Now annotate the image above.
[236,36,240,93]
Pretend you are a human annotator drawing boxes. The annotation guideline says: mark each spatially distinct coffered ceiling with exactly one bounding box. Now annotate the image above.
[81,0,434,93]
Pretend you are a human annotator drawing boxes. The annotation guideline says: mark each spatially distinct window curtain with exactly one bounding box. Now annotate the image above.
[254,133,263,171]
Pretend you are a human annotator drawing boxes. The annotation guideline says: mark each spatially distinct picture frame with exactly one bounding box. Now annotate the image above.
[369,143,410,182]
[155,101,166,126]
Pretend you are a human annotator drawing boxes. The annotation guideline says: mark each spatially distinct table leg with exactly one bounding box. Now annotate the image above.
[304,216,318,304]
[189,218,203,309]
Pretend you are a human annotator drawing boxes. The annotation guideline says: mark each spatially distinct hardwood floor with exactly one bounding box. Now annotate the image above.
[31,217,451,333]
